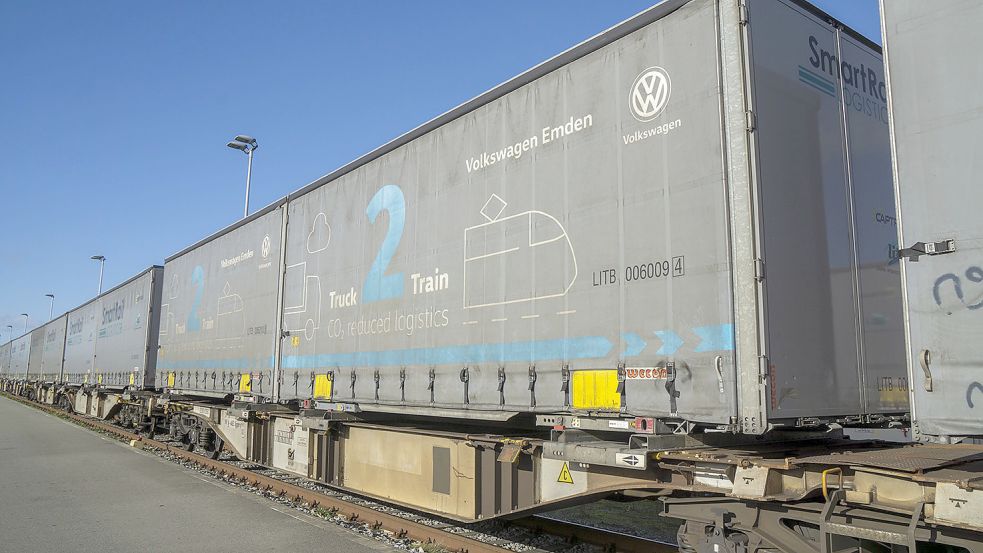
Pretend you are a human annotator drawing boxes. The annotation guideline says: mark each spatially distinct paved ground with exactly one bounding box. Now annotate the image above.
[0,396,394,553]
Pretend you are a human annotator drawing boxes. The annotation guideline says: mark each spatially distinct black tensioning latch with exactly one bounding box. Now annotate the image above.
[460,367,470,404]
[664,361,680,416]
[399,368,406,402]
[529,366,538,408]
[498,367,506,405]
[899,239,955,262]
[560,365,570,407]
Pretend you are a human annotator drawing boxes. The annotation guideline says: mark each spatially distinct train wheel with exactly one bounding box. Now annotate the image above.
[193,427,222,459]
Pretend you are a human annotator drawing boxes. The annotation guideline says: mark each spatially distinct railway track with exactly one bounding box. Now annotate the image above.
[1,392,676,553]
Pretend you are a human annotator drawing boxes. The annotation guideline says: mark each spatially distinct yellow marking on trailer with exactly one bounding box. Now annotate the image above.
[876,377,908,409]
[291,336,300,347]
[314,374,333,399]
[571,370,621,410]
[557,462,574,484]
[239,373,252,393]
[167,372,175,387]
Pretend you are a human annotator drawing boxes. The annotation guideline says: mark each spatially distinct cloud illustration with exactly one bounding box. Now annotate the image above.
[307,212,331,254]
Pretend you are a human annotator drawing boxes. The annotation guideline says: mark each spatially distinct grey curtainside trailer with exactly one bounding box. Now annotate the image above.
[159,0,904,434]
[0,342,9,376]
[272,0,905,435]
[156,203,286,396]
[63,299,98,384]
[27,328,44,382]
[8,333,31,382]
[882,0,983,443]
[23,316,68,383]
[61,266,164,389]
[37,315,68,384]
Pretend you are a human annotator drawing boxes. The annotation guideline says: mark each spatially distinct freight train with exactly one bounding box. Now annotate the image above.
[3,1,983,551]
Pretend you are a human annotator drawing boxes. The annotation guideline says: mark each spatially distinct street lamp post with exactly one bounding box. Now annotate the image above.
[91,255,106,294]
[226,135,258,219]
[45,294,55,321]
[20,313,28,333]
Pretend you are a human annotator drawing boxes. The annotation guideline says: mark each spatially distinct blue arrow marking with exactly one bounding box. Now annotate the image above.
[620,332,647,357]
[653,330,684,355]
[693,324,735,352]
[282,336,613,369]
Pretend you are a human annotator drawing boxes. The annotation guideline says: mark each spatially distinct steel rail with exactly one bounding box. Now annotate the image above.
[519,516,678,553]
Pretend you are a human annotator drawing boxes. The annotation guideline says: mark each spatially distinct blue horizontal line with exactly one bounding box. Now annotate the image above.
[798,70,835,93]
[799,75,836,97]
[797,65,836,89]
[282,336,613,369]
[797,68,836,97]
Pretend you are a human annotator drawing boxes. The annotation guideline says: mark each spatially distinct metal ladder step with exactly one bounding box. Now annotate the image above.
[822,522,908,546]
[819,489,924,553]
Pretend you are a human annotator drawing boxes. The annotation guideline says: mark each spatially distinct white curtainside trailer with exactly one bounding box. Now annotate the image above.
[881,0,983,444]
[61,266,164,390]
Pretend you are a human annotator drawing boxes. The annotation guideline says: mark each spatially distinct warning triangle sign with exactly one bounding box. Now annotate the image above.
[557,462,574,484]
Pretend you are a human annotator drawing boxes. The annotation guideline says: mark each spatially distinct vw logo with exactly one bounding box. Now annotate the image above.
[261,235,271,258]
[629,67,671,122]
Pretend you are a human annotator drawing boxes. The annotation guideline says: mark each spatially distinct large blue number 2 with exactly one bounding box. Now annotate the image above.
[363,185,405,302]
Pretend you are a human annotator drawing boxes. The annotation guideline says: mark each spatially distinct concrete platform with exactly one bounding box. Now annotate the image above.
[0,396,394,553]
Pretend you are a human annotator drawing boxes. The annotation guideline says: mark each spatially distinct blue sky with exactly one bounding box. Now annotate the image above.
[0,0,879,340]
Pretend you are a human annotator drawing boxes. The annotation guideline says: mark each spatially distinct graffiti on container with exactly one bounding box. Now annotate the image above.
[967,382,983,408]
[933,266,983,314]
